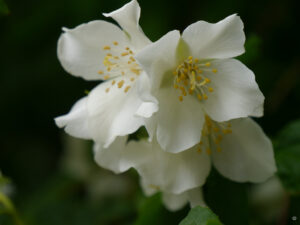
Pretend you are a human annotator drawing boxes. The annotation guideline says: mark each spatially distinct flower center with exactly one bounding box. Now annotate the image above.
[97,42,142,94]
[172,56,217,102]
[197,115,232,155]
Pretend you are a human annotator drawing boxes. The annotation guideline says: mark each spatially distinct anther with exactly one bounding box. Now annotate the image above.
[98,70,104,75]
[212,69,218,73]
[121,52,129,56]
[103,46,111,50]
[105,87,110,93]
[103,75,110,80]
[203,94,208,100]
[205,62,211,67]
[113,41,118,45]
[111,80,116,85]
[208,87,214,92]
[131,68,140,75]
[117,80,125,88]
[124,85,131,93]
[197,94,202,100]
[130,77,135,82]
[179,96,183,102]
[205,78,211,83]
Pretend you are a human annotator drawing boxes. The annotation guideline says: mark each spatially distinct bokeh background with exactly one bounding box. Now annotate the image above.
[0,0,299,224]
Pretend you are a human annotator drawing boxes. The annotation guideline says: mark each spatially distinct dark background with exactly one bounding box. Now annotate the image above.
[0,0,299,224]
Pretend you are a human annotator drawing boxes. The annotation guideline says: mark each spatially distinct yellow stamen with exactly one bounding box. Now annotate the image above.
[196,75,202,81]
[179,96,183,101]
[121,52,129,56]
[113,41,118,45]
[208,87,214,92]
[212,69,218,73]
[103,75,110,80]
[98,70,104,75]
[197,94,202,100]
[105,87,110,93]
[124,85,131,93]
[117,80,125,88]
[205,62,211,67]
[131,68,140,75]
[205,78,211,83]
[103,46,111,50]
[111,80,116,85]
[130,77,135,82]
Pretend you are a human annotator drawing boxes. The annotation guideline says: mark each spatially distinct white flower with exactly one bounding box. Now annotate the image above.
[135,14,265,153]
[141,179,205,211]
[93,117,276,209]
[55,0,152,147]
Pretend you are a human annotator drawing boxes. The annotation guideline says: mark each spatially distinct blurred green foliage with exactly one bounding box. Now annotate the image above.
[0,0,9,16]
[0,0,299,224]
[275,119,300,194]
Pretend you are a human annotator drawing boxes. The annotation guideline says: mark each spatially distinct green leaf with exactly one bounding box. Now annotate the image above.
[275,119,300,195]
[0,0,9,16]
[179,206,223,225]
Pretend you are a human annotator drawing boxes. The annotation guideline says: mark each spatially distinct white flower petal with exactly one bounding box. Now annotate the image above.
[136,102,158,118]
[182,14,245,59]
[187,188,206,208]
[135,30,181,92]
[135,72,159,118]
[58,20,129,80]
[87,76,144,147]
[103,0,151,50]
[203,59,264,122]
[212,118,277,183]
[55,97,91,139]
[162,191,188,211]
[155,88,205,153]
[130,139,211,194]
[94,136,130,173]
